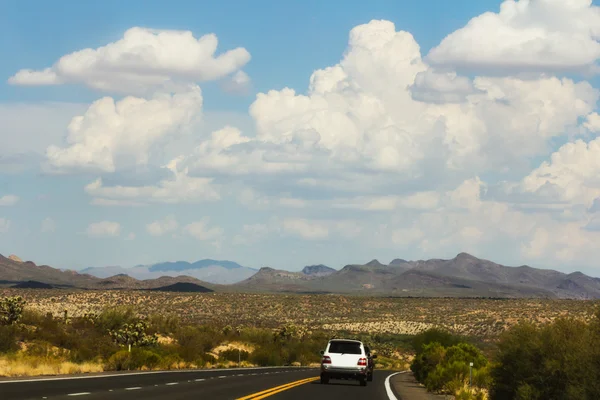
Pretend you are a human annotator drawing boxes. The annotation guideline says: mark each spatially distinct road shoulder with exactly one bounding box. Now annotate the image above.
[390,371,454,400]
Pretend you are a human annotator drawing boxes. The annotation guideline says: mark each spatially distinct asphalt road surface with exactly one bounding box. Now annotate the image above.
[0,367,403,400]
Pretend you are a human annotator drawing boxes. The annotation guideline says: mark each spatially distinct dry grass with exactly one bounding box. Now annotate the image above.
[0,356,103,377]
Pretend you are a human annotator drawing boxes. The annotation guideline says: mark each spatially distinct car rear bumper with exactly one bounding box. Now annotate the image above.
[321,365,368,380]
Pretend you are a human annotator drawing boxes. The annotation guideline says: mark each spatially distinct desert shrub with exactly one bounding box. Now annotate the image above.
[412,327,463,354]
[411,341,490,396]
[220,349,249,362]
[0,325,18,353]
[0,296,26,325]
[105,348,163,371]
[147,314,180,335]
[96,306,138,333]
[490,314,600,400]
[173,326,221,362]
[250,346,282,366]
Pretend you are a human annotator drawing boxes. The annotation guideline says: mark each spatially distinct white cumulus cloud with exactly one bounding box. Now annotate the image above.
[85,157,220,205]
[86,221,121,237]
[8,27,251,94]
[146,215,179,236]
[45,87,203,174]
[177,19,597,195]
[0,195,19,206]
[427,0,600,74]
[183,218,224,241]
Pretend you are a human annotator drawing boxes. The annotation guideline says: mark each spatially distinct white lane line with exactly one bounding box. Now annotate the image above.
[385,371,409,400]
[195,378,205,382]
[0,366,294,384]
[125,387,142,390]
[237,374,244,376]
[166,382,179,386]
[218,376,226,379]
[67,393,91,396]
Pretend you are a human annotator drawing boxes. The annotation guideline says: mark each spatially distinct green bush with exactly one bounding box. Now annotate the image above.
[0,325,18,353]
[411,340,490,396]
[96,306,138,333]
[490,315,600,399]
[250,346,282,366]
[220,349,249,362]
[105,348,163,371]
[173,326,221,362]
[412,327,463,354]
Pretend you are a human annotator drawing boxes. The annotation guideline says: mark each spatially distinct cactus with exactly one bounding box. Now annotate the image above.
[108,320,158,350]
[0,296,26,325]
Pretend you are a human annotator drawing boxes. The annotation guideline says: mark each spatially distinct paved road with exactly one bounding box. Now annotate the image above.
[0,367,404,400]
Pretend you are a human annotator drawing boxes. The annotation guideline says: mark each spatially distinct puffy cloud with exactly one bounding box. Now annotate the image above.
[0,195,19,206]
[8,27,251,94]
[85,157,220,205]
[410,70,482,103]
[427,0,600,74]
[86,221,121,237]
[280,218,362,240]
[0,218,10,233]
[177,19,597,197]
[517,138,600,207]
[282,218,330,240]
[146,215,179,236]
[221,70,251,94]
[585,112,600,132]
[183,218,223,241]
[232,223,271,245]
[41,218,56,233]
[46,87,203,174]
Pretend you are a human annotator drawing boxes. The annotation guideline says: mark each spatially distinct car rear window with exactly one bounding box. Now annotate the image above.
[328,341,361,354]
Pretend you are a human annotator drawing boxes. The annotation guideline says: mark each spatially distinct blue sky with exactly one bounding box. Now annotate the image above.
[2,0,600,275]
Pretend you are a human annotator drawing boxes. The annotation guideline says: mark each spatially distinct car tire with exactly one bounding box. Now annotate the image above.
[360,378,367,386]
[320,374,329,384]
[367,373,373,382]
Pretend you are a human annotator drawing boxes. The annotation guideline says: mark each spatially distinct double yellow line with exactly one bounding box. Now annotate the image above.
[236,376,319,400]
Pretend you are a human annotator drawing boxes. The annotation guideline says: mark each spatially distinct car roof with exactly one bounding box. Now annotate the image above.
[328,339,362,343]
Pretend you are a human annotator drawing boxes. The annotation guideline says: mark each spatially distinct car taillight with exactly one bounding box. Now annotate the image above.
[322,356,331,364]
[357,358,367,366]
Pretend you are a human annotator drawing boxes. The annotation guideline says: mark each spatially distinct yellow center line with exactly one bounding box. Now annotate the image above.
[235,376,320,400]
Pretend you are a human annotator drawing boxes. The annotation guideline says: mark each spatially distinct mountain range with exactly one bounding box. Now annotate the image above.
[2,252,600,299]
[80,259,256,284]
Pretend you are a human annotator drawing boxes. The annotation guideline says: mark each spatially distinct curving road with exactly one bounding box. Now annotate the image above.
[0,367,404,400]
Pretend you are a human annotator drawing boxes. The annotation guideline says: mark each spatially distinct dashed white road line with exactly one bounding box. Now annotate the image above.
[67,393,91,396]
[195,378,205,382]
[125,387,142,390]
[165,382,179,386]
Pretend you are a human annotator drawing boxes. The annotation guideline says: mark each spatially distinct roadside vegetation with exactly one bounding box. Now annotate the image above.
[410,307,600,399]
[0,296,402,377]
[3,292,600,400]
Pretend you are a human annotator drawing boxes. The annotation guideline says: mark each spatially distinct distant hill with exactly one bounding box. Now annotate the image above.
[12,280,54,289]
[148,282,214,293]
[301,264,336,277]
[81,258,256,284]
[0,254,219,292]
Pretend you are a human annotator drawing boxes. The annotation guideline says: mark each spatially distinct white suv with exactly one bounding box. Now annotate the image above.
[320,339,370,386]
